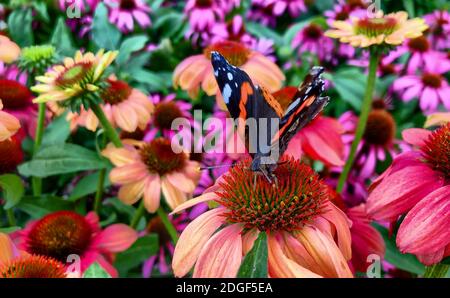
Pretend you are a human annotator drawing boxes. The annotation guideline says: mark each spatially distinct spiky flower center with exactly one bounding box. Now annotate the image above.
[120,0,136,10]
[407,36,430,52]
[101,79,132,105]
[363,110,396,146]
[304,24,323,40]
[216,157,327,232]
[153,101,183,130]
[196,0,212,8]
[55,62,92,88]
[421,123,450,179]
[421,73,442,88]
[26,211,92,263]
[0,255,67,278]
[146,216,171,246]
[356,17,398,37]
[0,136,24,174]
[19,45,56,73]
[204,41,251,66]
[140,137,186,176]
[0,79,33,110]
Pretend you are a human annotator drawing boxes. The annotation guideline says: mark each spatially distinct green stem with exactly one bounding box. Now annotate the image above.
[337,51,380,193]
[424,264,449,278]
[156,206,179,244]
[90,103,123,148]
[32,102,46,196]
[93,168,106,214]
[130,200,146,229]
[6,209,16,227]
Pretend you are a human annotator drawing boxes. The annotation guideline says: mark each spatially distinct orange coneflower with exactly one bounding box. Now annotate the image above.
[171,157,353,278]
[0,36,20,63]
[325,11,428,48]
[173,40,284,108]
[102,137,201,213]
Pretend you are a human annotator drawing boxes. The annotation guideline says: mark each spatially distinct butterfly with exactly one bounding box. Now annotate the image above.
[211,51,329,184]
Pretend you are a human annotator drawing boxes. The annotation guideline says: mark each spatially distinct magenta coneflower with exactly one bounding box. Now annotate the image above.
[393,52,450,112]
[367,123,450,265]
[324,0,367,26]
[292,23,334,62]
[262,0,307,18]
[210,15,254,46]
[12,211,137,277]
[105,0,152,32]
[424,10,450,50]
[247,0,277,27]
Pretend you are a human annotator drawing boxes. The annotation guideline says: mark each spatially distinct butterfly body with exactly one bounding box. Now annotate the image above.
[211,51,329,184]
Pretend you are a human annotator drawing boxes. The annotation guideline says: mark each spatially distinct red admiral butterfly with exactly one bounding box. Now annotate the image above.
[211,51,329,184]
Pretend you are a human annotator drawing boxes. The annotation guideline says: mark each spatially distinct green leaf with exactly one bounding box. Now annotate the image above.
[16,196,75,218]
[51,18,76,57]
[116,35,149,65]
[91,3,121,50]
[246,22,283,46]
[237,232,268,278]
[375,224,425,275]
[325,68,367,111]
[153,12,185,39]
[41,113,71,146]
[402,0,415,17]
[114,234,159,276]
[68,170,111,202]
[283,20,311,45]
[18,143,109,178]
[0,227,21,233]
[130,69,171,92]
[0,174,24,209]
[32,2,50,22]
[7,8,34,47]
[83,262,112,278]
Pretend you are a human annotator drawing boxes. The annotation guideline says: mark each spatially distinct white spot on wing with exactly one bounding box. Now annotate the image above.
[227,72,233,80]
[214,70,219,77]
[223,84,232,104]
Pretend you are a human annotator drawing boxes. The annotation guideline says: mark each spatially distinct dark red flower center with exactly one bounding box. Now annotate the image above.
[363,110,396,146]
[421,123,450,179]
[0,135,24,174]
[204,41,250,66]
[120,0,136,10]
[196,0,212,8]
[26,211,92,263]
[216,157,327,232]
[0,255,67,278]
[146,216,171,246]
[407,36,430,53]
[304,24,323,40]
[140,137,187,176]
[421,73,442,88]
[101,79,132,105]
[153,101,184,131]
[0,79,33,110]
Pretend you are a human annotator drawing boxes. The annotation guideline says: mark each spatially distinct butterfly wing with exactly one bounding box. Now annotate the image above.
[272,66,329,156]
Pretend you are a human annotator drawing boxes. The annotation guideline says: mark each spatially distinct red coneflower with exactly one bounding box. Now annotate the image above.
[0,133,24,174]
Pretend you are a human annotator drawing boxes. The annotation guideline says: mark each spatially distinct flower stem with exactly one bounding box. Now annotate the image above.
[6,209,16,227]
[32,102,46,196]
[90,103,123,148]
[156,206,179,244]
[424,264,449,278]
[337,51,380,193]
[130,200,146,229]
[93,168,106,214]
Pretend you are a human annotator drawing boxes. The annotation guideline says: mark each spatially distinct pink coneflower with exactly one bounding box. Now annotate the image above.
[424,10,450,50]
[0,79,37,137]
[393,52,450,112]
[0,62,27,85]
[105,0,151,32]
[173,40,284,107]
[142,204,208,277]
[272,87,345,167]
[210,15,255,46]
[324,0,367,26]
[185,0,229,32]
[74,77,154,133]
[58,0,98,37]
[247,0,277,27]
[102,137,200,213]
[262,0,307,18]
[292,23,334,62]
[172,157,353,278]
[367,123,450,265]
[12,211,137,277]
[0,100,20,142]
[338,105,403,179]
[0,233,67,278]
